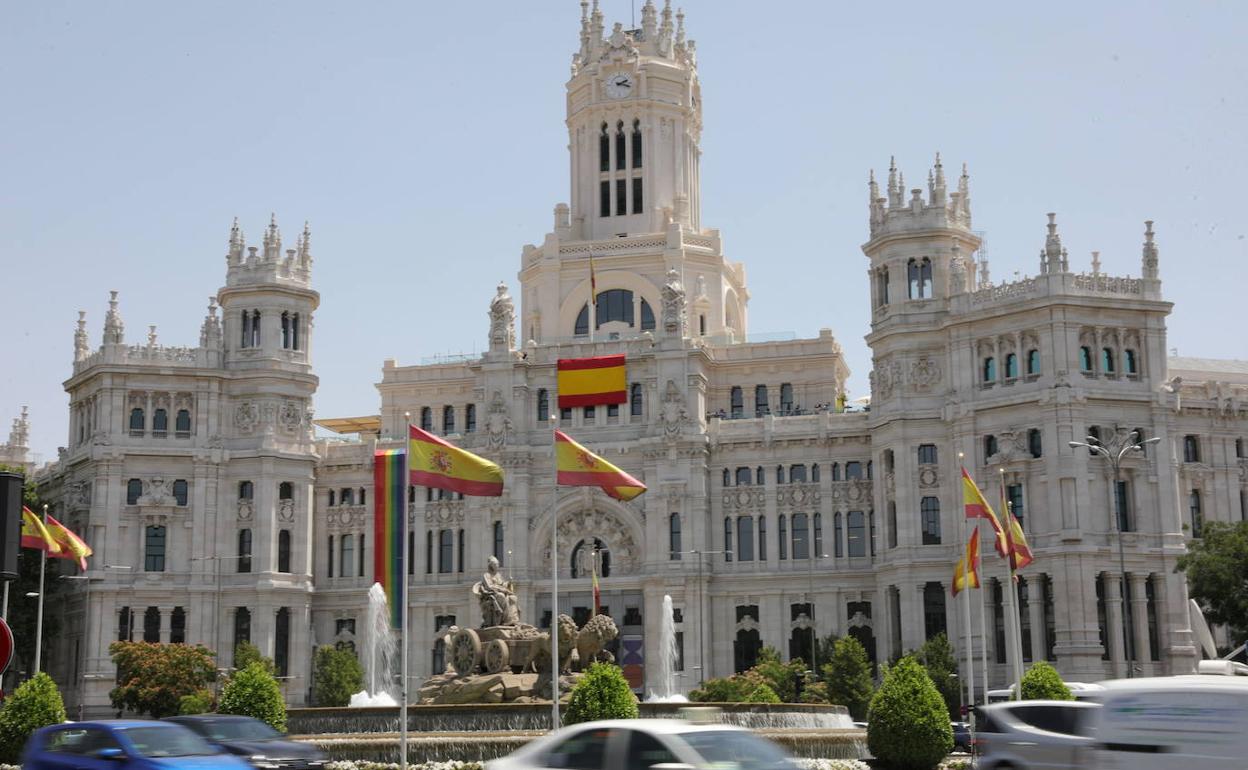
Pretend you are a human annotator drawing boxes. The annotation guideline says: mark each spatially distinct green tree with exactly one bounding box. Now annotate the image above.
[233,641,276,675]
[564,662,639,725]
[1177,520,1248,645]
[867,656,954,770]
[812,633,840,680]
[689,670,782,703]
[312,645,364,707]
[109,641,218,718]
[822,636,875,720]
[0,672,66,762]
[219,662,287,731]
[1020,661,1073,701]
[916,633,961,720]
[751,646,806,702]
[178,690,215,715]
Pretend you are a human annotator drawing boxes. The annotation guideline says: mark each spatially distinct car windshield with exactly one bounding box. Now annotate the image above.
[678,730,799,770]
[198,720,282,742]
[123,726,218,757]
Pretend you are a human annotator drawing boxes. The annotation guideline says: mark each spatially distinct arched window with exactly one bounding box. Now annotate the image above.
[1027,349,1041,376]
[171,607,186,644]
[834,512,844,557]
[699,314,706,335]
[281,311,291,349]
[340,487,354,505]
[632,119,642,168]
[920,258,933,296]
[1079,346,1093,372]
[754,385,769,417]
[985,434,998,460]
[778,515,788,560]
[1189,490,1203,538]
[734,627,762,673]
[845,461,862,480]
[831,463,841,481]
[877,267,890,307]
[792,513,809,559]
[340,534,355,577]
[278,529,291,573]
[776,465,786,485]
[420,407,433,431]
[575,304,589,336]
[780,383,794,414]
[279,482,293,500]
[730,386,744,419]
[152,408,168,436]
[846,511,866,557]
[129,407,145,434]
[1183,435,1200,463]
[790,465,807,483]
[736,516,754,561]
[465,404,477,433]
[640,299,655,331]
[599,122,610,172]
[887,502,898,549]
[723,517,733,561]
[1029,429,1043,458]
[443,405,455,434]
[241,309,251,348]
[811,463,820,482]
[630,383,643,417]
[328,489,336,507]
[615,120,626,171]
[921,497,941,545]
[144,606,161,643]
[1124,349,1138,375]
[1101,348,1115,373]
[238,529,253,573]
[173,479,188,507]
[537,389,549,422]
[722,468,731,487]
[669,513,681,560]
[175,409,191,436]
[291,313,300,350]
[736,467,752,486]
[813,513,823,557]
[126,478,143,505]
[233,608,251,653]
[907,258,932,298]
[1005,353,1018,379]
[595,289,635,327]
[144,525,166,572]
[238,481,253,500]
[983,357,996,383]
[755,466,765,485]
[493,521,504,563]
[275,607,291,677]
[438,530,453,573]
[250,310,261,348]
[570,537,610,578]
[757,515,767,560]
[867,461,873,479]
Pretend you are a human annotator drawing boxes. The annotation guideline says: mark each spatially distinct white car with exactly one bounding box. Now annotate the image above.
[973,700,1101,769]
[486,719,802,770]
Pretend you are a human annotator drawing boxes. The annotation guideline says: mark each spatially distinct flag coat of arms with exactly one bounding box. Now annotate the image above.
[409,425,504,496]
[555,429,646,501]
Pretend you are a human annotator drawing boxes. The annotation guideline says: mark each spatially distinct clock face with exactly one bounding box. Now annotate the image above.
[604,73,634,99]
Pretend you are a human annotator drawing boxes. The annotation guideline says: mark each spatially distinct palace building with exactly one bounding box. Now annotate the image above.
[32,2,1248,714]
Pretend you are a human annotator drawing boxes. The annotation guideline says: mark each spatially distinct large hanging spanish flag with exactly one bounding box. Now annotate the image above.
[45,514,92,570]
[961,467,1007,557]
[555,429,646,501]
[409,425,504,496]
[373,448,406,629]
[20,507,60,554]
[557,355,627,408]
[951,525,981,596]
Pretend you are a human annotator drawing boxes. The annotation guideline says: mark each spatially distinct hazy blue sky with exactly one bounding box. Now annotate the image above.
[3,1,1245,463]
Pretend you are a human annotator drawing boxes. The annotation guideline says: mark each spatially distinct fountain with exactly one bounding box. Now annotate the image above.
[646,595,688,703]
[349,583,398,707]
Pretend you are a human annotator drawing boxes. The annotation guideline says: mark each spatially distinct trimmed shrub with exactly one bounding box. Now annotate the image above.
[219,662,287,731]
[564,662,639,725]
[823,636,874,721]
[867,656,953,770]
[178,689,214,715]
[0,672,67,762]
[752,647,807,703]
[313,645,365,707]
[1020,661,1073,701]
[690,670,781,703]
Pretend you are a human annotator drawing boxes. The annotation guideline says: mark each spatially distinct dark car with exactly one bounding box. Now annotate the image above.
[165,716,327,770]
[24,720,251,770]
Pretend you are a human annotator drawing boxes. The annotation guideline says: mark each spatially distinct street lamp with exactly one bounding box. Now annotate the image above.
[677,549,731,686]
[1069,429,1160,678]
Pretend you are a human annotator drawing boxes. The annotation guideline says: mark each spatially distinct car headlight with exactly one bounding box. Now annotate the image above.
[249,756,281,769]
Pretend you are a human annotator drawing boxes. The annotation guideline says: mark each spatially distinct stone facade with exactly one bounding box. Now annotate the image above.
[29,2,1248,714]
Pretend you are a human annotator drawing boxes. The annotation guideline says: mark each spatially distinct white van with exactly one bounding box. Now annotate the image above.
[1086,674,1248,769]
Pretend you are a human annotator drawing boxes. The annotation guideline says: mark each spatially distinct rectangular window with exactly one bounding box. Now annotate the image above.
[144,526,166,572]
[631,177,643,214]
[993,580,1007,664]
[584,405,595,420]
[736,516,754,561]
[632,127,642,168]
[847,511,866,557]
[917,444,938,465]
[615,179,627,216]
[1007,484,1025,529]
[1146,577,1160,661]
[327,535,334,578]
[438,530,453,574]
[600,180,610,217]
[426,531,433,575]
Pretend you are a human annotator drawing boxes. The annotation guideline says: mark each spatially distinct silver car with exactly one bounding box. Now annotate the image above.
[486,719,802,770]
[973,701,1101,770]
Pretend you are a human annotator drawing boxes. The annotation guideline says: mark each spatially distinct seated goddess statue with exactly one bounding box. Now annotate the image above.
[473,556,520,627]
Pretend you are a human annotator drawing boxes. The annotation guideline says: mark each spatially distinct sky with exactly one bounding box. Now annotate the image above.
[2,1,1245,464]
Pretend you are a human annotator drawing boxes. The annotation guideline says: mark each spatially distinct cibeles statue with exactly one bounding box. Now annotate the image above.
[487,282,515,353]
[473,556,520,627]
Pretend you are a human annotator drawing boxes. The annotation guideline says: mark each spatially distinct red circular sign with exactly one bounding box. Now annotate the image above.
[0,617,14,676]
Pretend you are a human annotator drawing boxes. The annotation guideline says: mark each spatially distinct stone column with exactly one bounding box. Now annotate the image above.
[1027,578,1045,663]
[1104,574,1126,678]
[159,606,172,643]
[1130,573,1151,674]
[902,582,924,651]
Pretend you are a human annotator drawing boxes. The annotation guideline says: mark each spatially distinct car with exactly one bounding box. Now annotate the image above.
[950,721,971,753]
[165,715,328,770]
[23,720,252,770]
[486,718,802,770]
[972,700,1101,769]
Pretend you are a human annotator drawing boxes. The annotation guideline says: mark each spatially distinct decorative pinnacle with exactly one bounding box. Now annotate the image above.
[1091,250,1102,275]
[1141,220,1159,279]
[934,152,945,186]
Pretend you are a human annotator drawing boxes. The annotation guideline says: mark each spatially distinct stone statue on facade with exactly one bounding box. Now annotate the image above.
[488,282,515,351]
[661,268,686,336]
[473,556,521,627]
[485,391,512,450]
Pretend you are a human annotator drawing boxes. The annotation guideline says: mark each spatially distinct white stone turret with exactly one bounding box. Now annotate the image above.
[1141,220,1160,280]
[1039,213,1069,275]
[102,290,124,345]
[73,311,89,362]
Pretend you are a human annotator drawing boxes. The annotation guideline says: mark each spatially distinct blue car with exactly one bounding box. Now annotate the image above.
[24,720,254,770]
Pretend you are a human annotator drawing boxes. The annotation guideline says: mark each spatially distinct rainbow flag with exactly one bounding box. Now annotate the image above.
[373,448,406,629]
[45,514,91,570]
[557,355,627,408]
[555,429,646,501]
[409,425,504,496]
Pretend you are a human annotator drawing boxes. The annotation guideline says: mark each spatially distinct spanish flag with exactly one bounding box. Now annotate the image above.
[555,430,646,501]
[557,355,627,408]
[1002,485,1034,572]
[591,564,601,616]
[21,507,60,554]
[45,514,92,571]
[951,525,981,596]
[409,425,504,497]
[961,467,1007,558]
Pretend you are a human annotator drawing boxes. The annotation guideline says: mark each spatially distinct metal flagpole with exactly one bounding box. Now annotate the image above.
[1000,473,1025,699]
[549,415,561,729]
[34,504,49,673]
[978,582,988,698]
[960,516,975,714]
[400,416,410,770]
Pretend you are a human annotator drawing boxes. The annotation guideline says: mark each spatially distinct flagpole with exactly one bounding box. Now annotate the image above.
[960,519,975,714]
[34,504,48,674]
[550,415,561,730]
[400,415,410,770]
[1000,471,1025,700]
[978,580,989,699]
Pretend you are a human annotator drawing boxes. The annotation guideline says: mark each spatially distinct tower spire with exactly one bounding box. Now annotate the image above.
[74,310,89,362]
[1090,250,1102,275]
[931,152,947,206]
[263,213,281,261]
[958,162,971,224]
[297,221,312,270]
[103,290,124,345]
[1141,220,1159,279]
[200,297,222,349]
[887,156,900,207]
[228,217,244,265]
[1041,212,1064,274]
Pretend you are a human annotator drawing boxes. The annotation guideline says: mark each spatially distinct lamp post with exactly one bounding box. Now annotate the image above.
[1069,429,1160,678]
[678,549,730,686]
